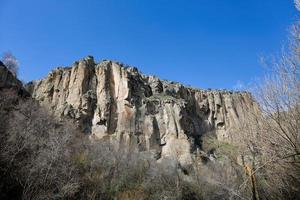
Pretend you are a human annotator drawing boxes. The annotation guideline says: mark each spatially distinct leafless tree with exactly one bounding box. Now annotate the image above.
[0,89,81,199]
[233,18,300,200]
[295,0,300,11]
[1,52,19,77]
[0,89,191,199]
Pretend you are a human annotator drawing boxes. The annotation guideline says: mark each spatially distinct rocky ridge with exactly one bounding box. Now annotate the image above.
[26,56,260,165]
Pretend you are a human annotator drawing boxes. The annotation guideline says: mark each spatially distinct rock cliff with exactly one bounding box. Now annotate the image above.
[27,56,259,165]
[0,61,22,90]
[0,61,29,97]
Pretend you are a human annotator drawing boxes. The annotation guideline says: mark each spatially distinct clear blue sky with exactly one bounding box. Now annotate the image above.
[0,0,298,89]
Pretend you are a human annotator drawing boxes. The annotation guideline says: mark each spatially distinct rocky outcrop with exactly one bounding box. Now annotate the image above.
[0,61,22,90]
[0,61,29,97]
[27,56,260,165]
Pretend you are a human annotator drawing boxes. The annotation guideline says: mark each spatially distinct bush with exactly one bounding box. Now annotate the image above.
[201,134,239,161]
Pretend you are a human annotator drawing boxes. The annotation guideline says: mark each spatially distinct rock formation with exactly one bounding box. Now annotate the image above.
[0,61,22,90]
[26,56,260,165]
[0,61,29,97]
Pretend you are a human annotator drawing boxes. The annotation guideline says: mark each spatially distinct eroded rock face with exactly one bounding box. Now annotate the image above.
[27,56,260,165]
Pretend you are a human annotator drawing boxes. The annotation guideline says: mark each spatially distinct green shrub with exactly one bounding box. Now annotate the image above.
[202,135,238,160]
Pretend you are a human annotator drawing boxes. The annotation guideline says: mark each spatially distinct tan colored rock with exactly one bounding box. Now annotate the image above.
[27,56,260,166]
